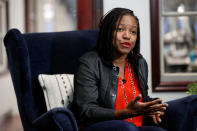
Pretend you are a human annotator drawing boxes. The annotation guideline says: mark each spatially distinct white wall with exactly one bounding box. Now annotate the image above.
[0,73,18,116]
[103,0,187,102]
[9,0,25,32]
[0,0,24,116]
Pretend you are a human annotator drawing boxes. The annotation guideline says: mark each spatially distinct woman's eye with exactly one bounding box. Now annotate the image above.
[117,28,123,32]
[130,31,137,34]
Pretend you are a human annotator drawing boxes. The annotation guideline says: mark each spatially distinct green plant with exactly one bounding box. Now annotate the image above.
[186,82,197,95]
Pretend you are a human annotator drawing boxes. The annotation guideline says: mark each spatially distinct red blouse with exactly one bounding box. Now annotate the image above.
[114,61,143,127]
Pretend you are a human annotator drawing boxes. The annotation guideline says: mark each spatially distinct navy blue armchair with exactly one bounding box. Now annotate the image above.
[4,29,98,131]
[3,28,197,131]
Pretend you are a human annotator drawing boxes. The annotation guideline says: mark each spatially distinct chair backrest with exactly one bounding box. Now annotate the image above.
[4,29,98,130]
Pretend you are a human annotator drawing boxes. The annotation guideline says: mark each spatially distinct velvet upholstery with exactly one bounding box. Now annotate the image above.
[3,28,197,131]
[4,29,97,131]
[161,95,197,131]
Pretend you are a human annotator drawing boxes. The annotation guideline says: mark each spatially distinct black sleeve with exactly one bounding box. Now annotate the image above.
[73,56,115,124]
[139,57,157,102]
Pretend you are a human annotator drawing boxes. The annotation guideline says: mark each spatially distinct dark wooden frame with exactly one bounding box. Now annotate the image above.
[25,0,103,32]
[24,0,29,33]
[77,0,103,29]
[150,0,189,92]
[92,0,103,29]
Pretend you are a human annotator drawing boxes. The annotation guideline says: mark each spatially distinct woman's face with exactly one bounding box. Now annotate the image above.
[113,14,138,57]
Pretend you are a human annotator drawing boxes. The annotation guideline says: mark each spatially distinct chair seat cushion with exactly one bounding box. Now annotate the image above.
[38,74,74,110]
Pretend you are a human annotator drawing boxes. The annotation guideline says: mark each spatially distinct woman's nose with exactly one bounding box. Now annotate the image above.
[123,30,131,39]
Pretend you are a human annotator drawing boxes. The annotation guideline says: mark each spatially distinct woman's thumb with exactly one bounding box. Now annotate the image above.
[133,95,141,103]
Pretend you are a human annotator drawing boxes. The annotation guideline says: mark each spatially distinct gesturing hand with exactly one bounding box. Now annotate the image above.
[126,95,168,117]
[114,95,168,120]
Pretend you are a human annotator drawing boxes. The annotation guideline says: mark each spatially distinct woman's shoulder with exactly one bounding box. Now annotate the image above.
[137,53,148,69]
[137,53,147,63]
[79,50,100,63]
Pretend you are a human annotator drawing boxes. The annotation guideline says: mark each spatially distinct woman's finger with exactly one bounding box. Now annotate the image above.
[147,103,168,113]
[143,105,167,115]
[150,107,166,113]
[150,103,167,110]
[133,95,142,103]
[156,114,162,123]
[129,95,142,106]
[144,99,163,107]
[151,115,158,124]
[159,111,164,116]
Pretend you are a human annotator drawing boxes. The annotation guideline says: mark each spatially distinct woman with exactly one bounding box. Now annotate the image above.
[73,8,168,131]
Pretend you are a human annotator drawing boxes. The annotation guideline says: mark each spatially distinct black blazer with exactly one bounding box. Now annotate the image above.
[73,50,153,125]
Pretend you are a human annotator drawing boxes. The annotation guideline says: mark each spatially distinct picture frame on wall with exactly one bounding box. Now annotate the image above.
[24,0,103,33]
[150,0,197,91]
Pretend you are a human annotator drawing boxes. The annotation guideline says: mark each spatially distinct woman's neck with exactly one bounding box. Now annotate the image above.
[113,54,127,67]
[113,54,127,79]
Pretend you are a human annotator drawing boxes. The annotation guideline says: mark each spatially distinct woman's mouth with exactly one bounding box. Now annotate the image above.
[121,42,131,48]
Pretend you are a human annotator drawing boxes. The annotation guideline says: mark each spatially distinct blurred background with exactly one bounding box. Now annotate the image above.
[1,0,197,130]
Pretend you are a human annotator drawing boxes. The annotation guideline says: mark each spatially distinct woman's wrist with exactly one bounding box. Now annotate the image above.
[114,108,133,120]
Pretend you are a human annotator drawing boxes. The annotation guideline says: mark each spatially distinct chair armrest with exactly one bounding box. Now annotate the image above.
[33,107,78,131]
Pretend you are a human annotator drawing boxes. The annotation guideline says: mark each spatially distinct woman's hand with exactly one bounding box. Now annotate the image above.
[114,95,168,120]
[126,95,168,117]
